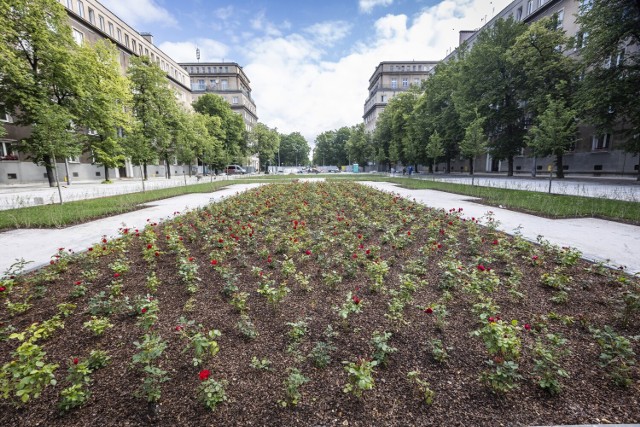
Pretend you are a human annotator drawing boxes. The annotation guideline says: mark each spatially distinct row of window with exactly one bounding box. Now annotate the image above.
[186,66,231,74]
[388,64,434,72]
[194,79,229,91]
[64,0,187,85]
[390,78,421,89]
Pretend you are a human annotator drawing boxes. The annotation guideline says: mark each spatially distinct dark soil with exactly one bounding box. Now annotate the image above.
[0,181,638,426]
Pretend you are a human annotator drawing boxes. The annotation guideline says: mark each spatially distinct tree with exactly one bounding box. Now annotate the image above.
[249,123,279,172]
[456,17,527,176]
[372,107,393,171]
[279,132,310,166]
[388,90,420,168]
[576,0,640,180]
[126,56,177,179]
[525,97,578,178]
[425,130,444,174]
[193,94,247,165]
[73,40,132,182]
[459,113,488,177]
[345,123,374,168]
[0,0,81,186]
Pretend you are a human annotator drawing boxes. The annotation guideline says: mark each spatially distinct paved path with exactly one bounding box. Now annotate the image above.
[0,181,638,276]
[360,182,640,275]
[0,184,262,274]
[409,174,640,202]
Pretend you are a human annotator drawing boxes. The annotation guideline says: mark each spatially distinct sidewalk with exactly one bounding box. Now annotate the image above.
[361,182,640,275]
[0,181,638,276]
[0,183,262,274]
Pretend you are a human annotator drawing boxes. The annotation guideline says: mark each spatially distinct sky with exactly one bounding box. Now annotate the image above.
[99,0,512,143]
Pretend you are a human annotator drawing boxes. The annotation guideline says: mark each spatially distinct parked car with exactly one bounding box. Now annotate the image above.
[224,165,246,175]
[327,167,340,173]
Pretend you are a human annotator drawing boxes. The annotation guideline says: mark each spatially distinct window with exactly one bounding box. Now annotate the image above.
[67,156,80,163]
[579,0,593,15]
[592,134,611,150]
[380,95,386,102]
[391,79,397,88]
[72,28,83,45]
[108,22,114,37]
[615,49,625,67]
[1,141,17,160]
[220,79,228,90]
[66,0,73,8]
[197,79,205,90]
[77,1,84,18]
[527,0,533,15]
[232,96,239,104]
[116,28,122,42]
[402,79,408,87]
[0,105,13,123]
[131,40,136,52]
[88,8,94,24]
[99,15,105,31]
[125,34,129,48]
[555,9,564,28]
[516,7,523,21]
[577,31,589,49]
[144,48,149,56]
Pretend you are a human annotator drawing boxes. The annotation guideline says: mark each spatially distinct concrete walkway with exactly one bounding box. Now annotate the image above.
[0,184,262,274]
[0,181,638,276]
[360,182,640,275]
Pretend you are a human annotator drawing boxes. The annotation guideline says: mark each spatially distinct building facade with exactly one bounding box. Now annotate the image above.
[180,62,258,134]
[0,0,258,184]
[370,0,638,177]
[363,61,438,134]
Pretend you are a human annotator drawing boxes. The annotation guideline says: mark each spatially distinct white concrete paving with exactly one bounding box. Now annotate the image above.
[0,184,262,274]
[360,181,640,275]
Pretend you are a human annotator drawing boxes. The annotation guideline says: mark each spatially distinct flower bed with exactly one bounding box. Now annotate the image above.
[0,181,638,426]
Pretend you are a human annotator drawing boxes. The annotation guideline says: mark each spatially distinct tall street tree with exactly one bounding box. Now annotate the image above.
[249,122,280,172]
[456,17,527,176]
[345,123,374,168]
[459,113,488,176]
[126,56,176,179]
[279,132,310,166]
[0,0,81,186]
[575,0,640,179]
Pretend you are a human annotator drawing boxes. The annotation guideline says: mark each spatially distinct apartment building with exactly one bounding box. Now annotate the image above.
[439,0,638,176]
[0,0,259,183]
[180,62,258,134]
[363,61,439,134]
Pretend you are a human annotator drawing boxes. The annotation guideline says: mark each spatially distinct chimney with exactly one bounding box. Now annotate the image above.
[140,32,154,44]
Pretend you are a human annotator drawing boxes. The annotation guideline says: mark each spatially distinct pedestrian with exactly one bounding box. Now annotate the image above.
[408,166,413,176]
[402,167,406,175]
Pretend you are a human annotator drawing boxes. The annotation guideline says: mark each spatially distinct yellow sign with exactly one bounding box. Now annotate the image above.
[547,165,552,172]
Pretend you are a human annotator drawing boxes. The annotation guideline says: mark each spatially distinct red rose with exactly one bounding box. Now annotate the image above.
[211,259,218,265]
[189,257,194,262]
[199,369,211,381]
[524,324,531,331]
[154,251,160,257]
[532,255,539,261]
[147,244,153,249]
[425,307,433,314]
[352,295,361,305]
[305,250,311,255]
[488,317,495,323]
[407,231,411,236]
[73,357,79,365]
[365,249,371,255]
[477,264,486,271]
[113,273,120,278]
[492,239,499,245]
[74,281,82,285]
[141,307,147,314]
[88,247,93,251]
[175,325,183,331]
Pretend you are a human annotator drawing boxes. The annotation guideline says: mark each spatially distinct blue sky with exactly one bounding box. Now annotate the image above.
[100,0,511,142]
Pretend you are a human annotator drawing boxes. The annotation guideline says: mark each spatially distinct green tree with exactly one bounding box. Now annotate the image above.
[389,90,421,168]
[345,123,374,168]
[0,0,80,186]
[126,56,177,179]
[73,40,132,182]
[193,94,247,165]
[372,108,393,171]
[279,132,310,166]
[576,0,640,179]
[525,97,578,178]
[456,17,527,175]
[249,123,280,172]
[425,130,445,173]
[459,113,488,177]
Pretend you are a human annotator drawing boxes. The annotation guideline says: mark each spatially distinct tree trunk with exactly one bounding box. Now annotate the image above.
[104,165,110,182]
[188,162,192,177]
[428,160,434,174]
[165,155,171,179]
[446,158,451,174]
[636,156,640,181]
[507,155,514,176]
[556,154,565,179]
[143,162,148,180]
[469,158,474,175]
[43,154,56,187]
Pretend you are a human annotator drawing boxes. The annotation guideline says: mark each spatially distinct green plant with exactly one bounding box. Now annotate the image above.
[57,302,77,317]
[199,375,228,411]
[237,314,258,340]
[83,316,113,336]
[334,291,363,324]
[370,331,397,367]
[0,341,59,404]
[471,318,522,361]
[146,272,160,293]
[590,326,637,387]
[279,368,309,407]
[365,260,389,293]
[429,338,450,363]
[322,270,342,290]
[250,356,272,371]
[407,370,435,405]
[617,279,640,327]
[59,383,90,412]
[309,341,336,368]
[86,350,111,370]
[480,360,523,394]
[131,334,169,403]
[342,358,377,397]
[532,333,571,395]
[230,291,249,313]
[257,280,290,307]
[286,319,309,343]
[177,321,221,366]
[5,299,32,316]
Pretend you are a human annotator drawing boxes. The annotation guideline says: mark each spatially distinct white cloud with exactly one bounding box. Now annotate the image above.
[359,0,394,14]
[215,6,234,20]
[158,39,230,63]
[240,0,512,144]
[99,0,177,28]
